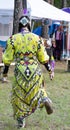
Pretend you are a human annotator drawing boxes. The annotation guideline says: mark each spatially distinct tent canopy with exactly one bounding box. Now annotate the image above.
[28,0,70,22]
[0,0,30,10]
[0,0,14,9]
[0,0,70,21]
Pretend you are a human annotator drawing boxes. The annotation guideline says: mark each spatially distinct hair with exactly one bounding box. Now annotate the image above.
[18,16,31,32]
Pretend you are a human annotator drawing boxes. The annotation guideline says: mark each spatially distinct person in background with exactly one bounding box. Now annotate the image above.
[2,16,54,128]
[54,25,63,60]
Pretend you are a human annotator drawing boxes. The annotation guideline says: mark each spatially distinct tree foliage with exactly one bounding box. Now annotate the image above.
[54,0,62,8]
[67,0,70,6]
[54,0,70,8]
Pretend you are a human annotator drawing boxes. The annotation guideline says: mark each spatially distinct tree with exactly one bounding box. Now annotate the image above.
[67,0,70,6]
[41,19,49,39]
[12,0,23,34]
[54,0,70,8]
[44,0,54,5]
[42,0,54,39]
[61,0,67,8]
[54,0,62,8]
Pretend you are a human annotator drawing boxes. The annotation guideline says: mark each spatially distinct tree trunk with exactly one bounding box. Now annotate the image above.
[44,0,54,4]
[61,0,67,8]
[51,0,54,5]
[41,0,51,39]
[12,0,23,35]
[63,0,67,7]
[41,19,49,39]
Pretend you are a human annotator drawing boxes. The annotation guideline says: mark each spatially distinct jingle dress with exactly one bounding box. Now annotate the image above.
[3,31,49,120]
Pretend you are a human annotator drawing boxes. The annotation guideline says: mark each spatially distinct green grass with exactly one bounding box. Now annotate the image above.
[0,61,70,130]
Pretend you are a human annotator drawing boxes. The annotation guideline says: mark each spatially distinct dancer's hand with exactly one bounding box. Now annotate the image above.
[50,71,54,80]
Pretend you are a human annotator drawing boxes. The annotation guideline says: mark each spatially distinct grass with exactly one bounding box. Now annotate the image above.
[0,61,70,130]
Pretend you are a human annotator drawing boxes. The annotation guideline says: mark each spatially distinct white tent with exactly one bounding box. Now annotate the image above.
[0,0,70,21]
[0,0,31,10]
[27,0,70,22]
[0,0,14,9]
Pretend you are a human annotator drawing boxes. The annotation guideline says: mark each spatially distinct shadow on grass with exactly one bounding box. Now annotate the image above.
[55,69,69,74]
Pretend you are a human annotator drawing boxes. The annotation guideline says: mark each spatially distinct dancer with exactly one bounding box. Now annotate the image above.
[2,16,53,128]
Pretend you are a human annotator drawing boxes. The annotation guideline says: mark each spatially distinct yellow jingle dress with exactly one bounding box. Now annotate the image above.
[2,32,49,120]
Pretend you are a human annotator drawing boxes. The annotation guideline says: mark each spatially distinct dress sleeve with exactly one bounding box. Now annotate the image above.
[37,37,49,64]
[2,36,15,65]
